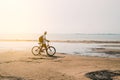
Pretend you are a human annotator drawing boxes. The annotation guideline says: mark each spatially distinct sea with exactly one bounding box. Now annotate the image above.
[0,33,120,58]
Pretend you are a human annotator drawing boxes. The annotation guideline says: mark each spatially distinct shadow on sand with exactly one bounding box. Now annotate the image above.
[28,55,65,61]
[0,75,25,80]
[85,70,120,80]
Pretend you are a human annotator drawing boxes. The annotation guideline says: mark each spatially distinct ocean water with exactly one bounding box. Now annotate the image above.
[0,33,120,58]
[0,33,120,41]
[47,33,120,41]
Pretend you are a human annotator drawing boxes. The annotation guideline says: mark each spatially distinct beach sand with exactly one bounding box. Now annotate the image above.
[0,50,120,80]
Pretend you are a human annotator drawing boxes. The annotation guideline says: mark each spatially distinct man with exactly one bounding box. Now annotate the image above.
[39,31,49,53]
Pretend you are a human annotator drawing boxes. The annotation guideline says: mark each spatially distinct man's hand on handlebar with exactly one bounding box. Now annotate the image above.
[47,40,50,42]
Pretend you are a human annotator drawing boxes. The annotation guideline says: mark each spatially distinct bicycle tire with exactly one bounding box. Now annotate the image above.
[47,46,56,56]
[31,46,40,56]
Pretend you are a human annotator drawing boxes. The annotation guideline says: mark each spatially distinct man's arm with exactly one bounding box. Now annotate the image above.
[43,35,49,42]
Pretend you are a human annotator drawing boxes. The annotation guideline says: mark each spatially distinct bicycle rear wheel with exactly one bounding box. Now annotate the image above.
[31,46,40,56]
[47,46,56,56]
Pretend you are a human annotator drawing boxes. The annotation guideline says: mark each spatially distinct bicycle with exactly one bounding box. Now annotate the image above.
[31,41,56,56]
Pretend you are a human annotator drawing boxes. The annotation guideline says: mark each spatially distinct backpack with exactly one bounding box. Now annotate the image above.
[39,35,43,42]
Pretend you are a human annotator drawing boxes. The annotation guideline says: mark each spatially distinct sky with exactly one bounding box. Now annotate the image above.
[0,0,120,34]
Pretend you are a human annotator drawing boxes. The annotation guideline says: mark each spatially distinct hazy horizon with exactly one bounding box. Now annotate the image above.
[0,33,120,41]
[0,32,120,35]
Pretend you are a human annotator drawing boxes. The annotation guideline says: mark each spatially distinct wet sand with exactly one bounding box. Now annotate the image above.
[0,50,120,80]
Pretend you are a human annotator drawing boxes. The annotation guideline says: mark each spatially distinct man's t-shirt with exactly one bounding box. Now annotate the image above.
[42,35,46,44]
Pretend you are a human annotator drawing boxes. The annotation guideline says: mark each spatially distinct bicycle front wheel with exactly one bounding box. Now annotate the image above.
[47,46,56,56]
[31,46,40,56]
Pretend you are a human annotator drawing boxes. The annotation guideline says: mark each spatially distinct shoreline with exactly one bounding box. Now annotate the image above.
[0,40,120,58]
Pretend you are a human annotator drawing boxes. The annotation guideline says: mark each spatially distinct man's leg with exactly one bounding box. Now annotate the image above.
[39,44,43,54]
[43,44,48,53]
